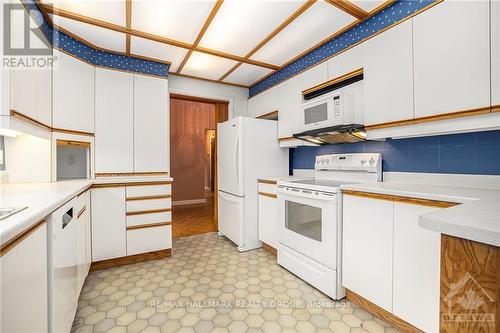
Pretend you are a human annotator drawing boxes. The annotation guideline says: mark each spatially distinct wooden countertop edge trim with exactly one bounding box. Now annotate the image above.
[90,248,172,271]
[346,289,424,333]
[0,219,47,256]
[126,208,172,216]
[258,179,278,185]
[77,206,86,219]
[95,172,169,177]
[126,194,172,201]
[259,191,277,199]
[342,190,459,208]
[126,221,172,230]
[91,181,172,188]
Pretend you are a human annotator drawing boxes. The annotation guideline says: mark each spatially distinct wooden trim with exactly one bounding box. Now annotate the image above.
[325,0,368,20]
[125,0,132,54]
[365,106,493,130]
[258,179,277,185]
[217,0,316,81]
[41,4,279,70]
[94,172,169,177]
[56,139,91,148]
[0,220,47,257]
[177,0,223,73]
[52,127,95,137]
[77,206,86,219]
[302,67,363,95]
[346,289,423,333]
[126,208,172,216]
[126,194,171,201]
[492,104,500,113]
[259,191,277,199]
[262,242,277,257]
[169,72,249,89]
[278,137,295,142]
[90,248,171,271]
[170,93,229,105]
[10,110,52,131]
[256,110,278,120]
[126,221,172,230]
[91,181,172,189]
[342,190,459,208]
[35,0,53,26]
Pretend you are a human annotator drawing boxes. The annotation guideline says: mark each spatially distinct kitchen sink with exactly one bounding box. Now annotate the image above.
[0,207,28,221]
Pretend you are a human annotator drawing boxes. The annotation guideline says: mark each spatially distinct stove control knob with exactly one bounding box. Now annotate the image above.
[369,157,375,165]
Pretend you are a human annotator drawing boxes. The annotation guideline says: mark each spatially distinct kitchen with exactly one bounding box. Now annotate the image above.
[0,0,498,332]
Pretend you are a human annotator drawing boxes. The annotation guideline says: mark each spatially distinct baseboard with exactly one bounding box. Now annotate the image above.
[90,248,172,271]
[345,289,423,333]
[261,242,277,257]
[172,199,206,206]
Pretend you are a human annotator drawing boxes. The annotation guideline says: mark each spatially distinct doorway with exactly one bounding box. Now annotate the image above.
[170,94,228,238]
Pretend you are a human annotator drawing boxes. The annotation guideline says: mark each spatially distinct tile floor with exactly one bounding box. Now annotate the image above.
[72,233,399,333]
[172,192,216,239]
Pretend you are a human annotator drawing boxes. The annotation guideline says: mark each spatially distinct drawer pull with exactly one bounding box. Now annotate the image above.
[126,222,172,230]
[126,208,172,216]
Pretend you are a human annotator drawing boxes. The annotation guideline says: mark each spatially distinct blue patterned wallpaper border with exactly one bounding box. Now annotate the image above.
[249,0,435,97]
[21,0,169,77]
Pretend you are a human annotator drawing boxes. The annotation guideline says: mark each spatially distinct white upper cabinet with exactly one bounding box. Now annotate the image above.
[492,0,500,106]
[10,69,37,119]
[259,86,277,116]
[53,50,95,133]
[247,94,262,118]
[300,62,327,92]
[95,68,134,173]
[134,74,168,172]
[277,76,302,139]
[327,44,363,80]
[364,20,414,125]
[36,68,52,126]
[413,1,490,117]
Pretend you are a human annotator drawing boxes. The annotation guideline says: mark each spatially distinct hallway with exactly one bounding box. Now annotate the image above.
[172,192,216,238]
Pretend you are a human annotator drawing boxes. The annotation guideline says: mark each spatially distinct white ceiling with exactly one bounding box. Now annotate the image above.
[40,0,392,86]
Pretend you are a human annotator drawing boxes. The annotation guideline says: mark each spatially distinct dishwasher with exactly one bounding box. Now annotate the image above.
[48,197,78,333]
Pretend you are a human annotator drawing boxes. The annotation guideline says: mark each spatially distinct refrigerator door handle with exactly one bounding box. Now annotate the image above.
[235,136,239,185]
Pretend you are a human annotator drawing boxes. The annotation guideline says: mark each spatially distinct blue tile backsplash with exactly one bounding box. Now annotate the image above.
[290,130,500,175]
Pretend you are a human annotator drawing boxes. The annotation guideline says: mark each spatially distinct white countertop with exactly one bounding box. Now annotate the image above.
[0,175,173,246]
[258,175,305,182]
[341,182,500,247]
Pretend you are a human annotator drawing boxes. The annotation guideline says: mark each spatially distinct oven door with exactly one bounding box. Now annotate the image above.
[277,189,338,269]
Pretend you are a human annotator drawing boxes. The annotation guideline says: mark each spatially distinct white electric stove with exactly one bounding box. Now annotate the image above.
[276,153,382,299]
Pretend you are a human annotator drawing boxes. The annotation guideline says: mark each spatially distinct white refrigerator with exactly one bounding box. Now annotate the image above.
[217,116,289,251]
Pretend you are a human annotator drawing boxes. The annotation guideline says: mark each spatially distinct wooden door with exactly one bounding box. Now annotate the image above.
[214,102,228,229]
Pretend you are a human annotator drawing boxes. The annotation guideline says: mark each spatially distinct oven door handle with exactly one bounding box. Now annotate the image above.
[277,188,337,201]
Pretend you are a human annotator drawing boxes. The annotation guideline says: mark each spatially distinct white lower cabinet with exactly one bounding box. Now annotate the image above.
[342,194,394,312]
[127,226,172,256]
[91,187,127,261]
[76,190,91,292]
[393,202,440,333]
[258,182,278,249]
[0,223,48,333]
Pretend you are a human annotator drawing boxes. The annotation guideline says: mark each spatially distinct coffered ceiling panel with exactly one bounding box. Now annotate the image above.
[41,0,125,26]
[51,15,126,53]
[181,51,238,81]
[223,63,273,86]
[351,0,387,13]
[130,36,188,71]
[250,1,356,66]
[199,0,306,57]
[131,0,216,44]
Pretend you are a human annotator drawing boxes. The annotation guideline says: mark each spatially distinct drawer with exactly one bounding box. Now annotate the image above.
[258,183,277,196]
[126,185,171,198]
[126,211,172,227]
[75,189,89,213]
[126,225,172,255]
[126,198,171,212]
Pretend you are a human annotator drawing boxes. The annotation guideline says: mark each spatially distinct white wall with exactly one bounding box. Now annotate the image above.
[168,74,249,118]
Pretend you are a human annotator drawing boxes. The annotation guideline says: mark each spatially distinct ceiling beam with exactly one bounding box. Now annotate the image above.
[325,0,368,20]
[40,4,279,70]
[125,0,132,54]
[176,0,224,73]
[217,0,316,82]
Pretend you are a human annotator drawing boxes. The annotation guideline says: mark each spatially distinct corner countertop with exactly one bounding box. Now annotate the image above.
[258,175,307,183]
[0,175,173,247]
[340,182,500,247]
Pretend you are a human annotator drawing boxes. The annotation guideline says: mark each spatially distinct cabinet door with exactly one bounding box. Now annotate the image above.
[247,94,262,118]
[10,69,37,119]
[492,0,500,106]
[0,223,47,333]
[300,62,327,91]
[259,87,277,116]
[258,192,277,248]
[413,1,490,117]
[91,187,126,261]
[134,75,168,172]
[277,76,302,138]
[393,203,440,333]
[95,68,134,173]
[342,195,393,312]
[364,20,413,125]
[36,68,52,126]
[327,44,363,80]
[53,50,95,132]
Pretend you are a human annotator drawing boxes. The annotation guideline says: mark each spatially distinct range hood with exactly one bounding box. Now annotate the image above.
[293,124,366,145]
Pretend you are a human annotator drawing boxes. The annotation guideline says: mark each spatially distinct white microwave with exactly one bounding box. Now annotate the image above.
[301,92,354,131]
